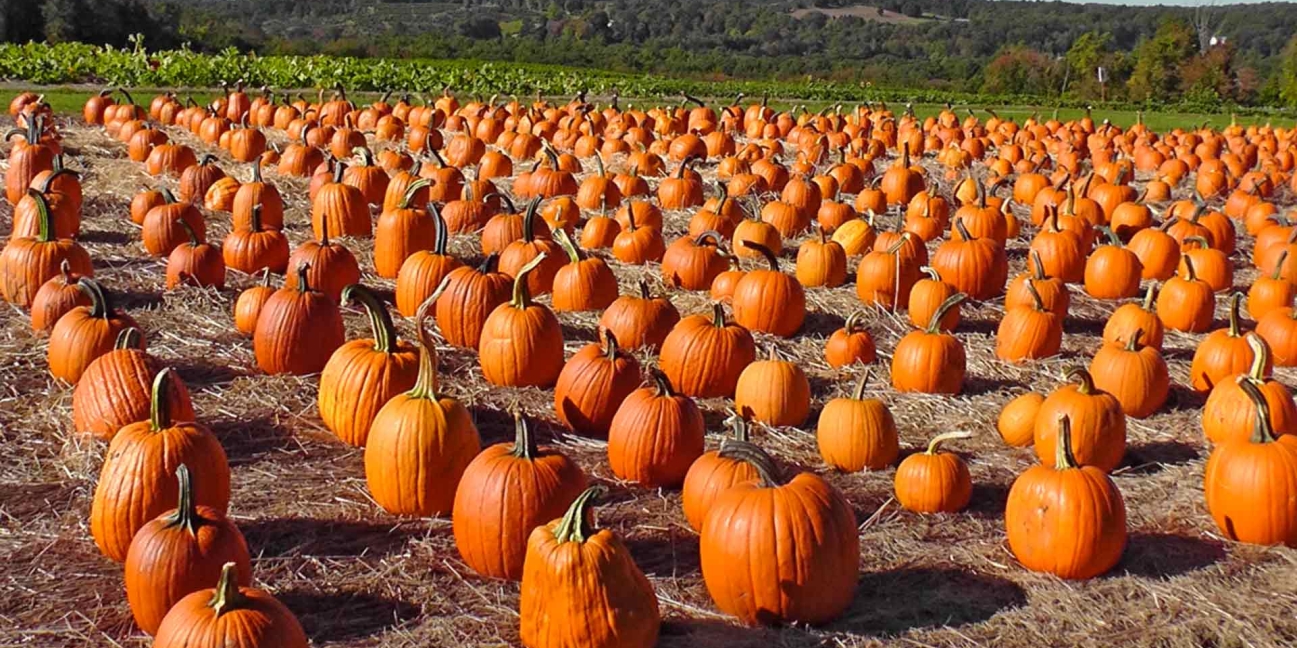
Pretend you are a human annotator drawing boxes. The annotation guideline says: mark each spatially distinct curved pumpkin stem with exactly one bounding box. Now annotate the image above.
[953,217,975,243]
[1244,333,1271,383]
[509,412,540,460]
[115,327,145,351]
[410,293,442,400]
[1023,279,1047,313]
[24,189,56,243]
[38,167,79,194]
[77,278,112,320]
[1180,253,1200,283]
[175,217,202,248]
[399,178,432,210]
[293,262,313,295]
[741,240,781,272]
[1237,378,1278,445]
[1029,250,1048,280]
[1226,292,1244,338]
[694,230,724,249]
[636,279,654,300]
[925,430,973,455]
[648,368,677,398]
[163,464,203,535]
[601,329,621,361]
[353,146,375,167]
[208,562,246,619]
[332,162,347,185]
[343,284,399,354]
[554,227,583,264]
[843,310,866,334]
[717,439,783,487]
[522,197,544,242]
[924,293,966,335]
[1054,415,1080,470]
[1098,226,1121,248]
[919,266,942,283]
[1066,367,1097,396]
[553,485,607,544]
[1124,328,1145,352]
[510,253,548,310]
[850,368,873,401]
[1140,282,1158,312]
[149,368,179,432]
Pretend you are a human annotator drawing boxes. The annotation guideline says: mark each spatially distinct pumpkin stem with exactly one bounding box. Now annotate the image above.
[602,329,621,361]
[649,368,677,397]
[1023,279,1046,312]
[742,240,780,272]
[1054,415,1080,470]
[925,293,966,334]
[1271,250,1288,281]
[1098,226,1121,248]
[717,439,783,488]
[522,197,543,242]
[1237,378,1278,445]
[509,412,540,460]
[1181,254,1199,282]
[332,162,346,184]
[953,217,974,242]
[1244,333,1271,382]
[694,230,724,249]
[175,217,202,248]
[1141,282,1158,311]
[1029,250,1047,280]
[509,253,548,310]
[1124,328,1145,352]
[293,262,313,295]
[77,278,112,319]
[554,227,583,264]
[410,294,442,400]
[149,368,179,432]
[353,146,374,167]
[710,302,728,328]
[343,284,399,354]
[399,178,432,209]
[208,562,246,619]
[1066,367,1097,396]
[553,485,606,544]
[38,167,79,194]
[1227,292,1244,338]
[919,266,941,283]
[114,327,145,351]
[844,310,866,334]
[850,368,872,401]
[163,464,202,535]
[925,431,973,455]
[636,279,653,300]
[24,189,56,243]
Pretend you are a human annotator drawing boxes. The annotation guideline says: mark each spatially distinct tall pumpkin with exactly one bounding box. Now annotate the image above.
[253,263,346,375]
[479,254,566,387]
[0,189,92,308]
[153,563,307,648]
[731,241,806,337]
[395,203,463,317]
[452,413,587,581]
[1088,330,1169,419]
[90,369,230,562]
[364,302,481,516]
[700,441,858,625]
[124,465,252,635]
[891,294,967,394]
[817,369,899,472]
[319,285,420,447]
[607,370,706,488]
[520,486,661,648]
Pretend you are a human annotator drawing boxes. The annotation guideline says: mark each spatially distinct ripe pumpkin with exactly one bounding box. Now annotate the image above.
[435,253,513,348]
[364,302,480,516]
[551,229,619,311]
[124,465,251,636]
[930,220,1008,301]
[1155,255,1215,333]
[498,197,564,296]
[817,370,899,472]
[700,441,858,625]
[1102,282,1165,350]
[597,280,680,351]
[1005,250,1070,318]
[319,285,420,447]
[165,218,226,290]
[1203,334,1297,445]
[1256,301,1297,367]
[1033,368,1127,473]
[311,163,371,238]
[233,271,274,336]
[72,328,194,441]
[996,281,1063,362]
[90,369,230,562]
[394,204,463,317]
[662,230,728,291]
[824,310,877,367]
[607,369,706,488]
[29,259,90,332]
[47,279,138,384]
[253,263,346,375]
[153,563,307,648]
[0,189,93,308]
[1088,330,1169,419]
[891,293,967,394]
[681,416,763,531]
[908,266,961,331]
[142,190,207,259]
[1190,293,1265,393]
[894,431,973,513]
[1006,415,1127,579]
[222,203,289,276]
[1247,250,1296,321]
[520,486,661,648]
[479,253,566,387]
[998,392,1044,447]
[734,348,811,427]
[554,330,642,438]
[659,302,756,398]
[794,228,848,288]
[1084,227,1143,299]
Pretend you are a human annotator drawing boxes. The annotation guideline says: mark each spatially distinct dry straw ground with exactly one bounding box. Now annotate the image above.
[1,110,1296,648]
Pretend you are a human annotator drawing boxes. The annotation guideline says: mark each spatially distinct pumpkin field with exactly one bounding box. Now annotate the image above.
[2,86,1296,648]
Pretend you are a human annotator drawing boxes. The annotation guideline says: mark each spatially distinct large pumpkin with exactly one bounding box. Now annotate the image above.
[659,302,756,398]
[72,328,194,441]
[479,254,566,387]
[607,370,706,488]
[0,189,93,308]
[153,563,307,648]
[253,263,346,375]
[1033,368,1127,472]
[891,293,967,394]
[47,279,138,384]
[553,330,642,438]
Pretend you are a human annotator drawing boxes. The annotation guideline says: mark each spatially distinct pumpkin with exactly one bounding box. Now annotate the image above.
[48,279,138,384]
[364,301,480,516]
[830,210,877,256]
[598,280,680,352]
[395,204,463,317]
[72,328,194,441]
[1256,301,1297,367]
[656,155,704,209]
[233,271,275,336]
[998,392,1044,447]
[1033,368,1127,473]
[1247,250,1296,321]
[1089,330,1169,419]
[453,411,587,580]
[881,142,924,205]
[700,441,858,625]
[1127,218,1181,280]
[1155,256,1215,333]
[285,217,362,302]
[125,465,252,636]
[165,218,226,290]
[1190,293,1265,393]
[131,188,166,225]
[479,254,566,387]
[20,164,81,236]
[311,163,372,238]
[1180,236,1232,292]
[1103,282,1165,350]
[795,228,848,288]
[1084,227,1143,299]
[142,190,207,258]
[29,260,90,332]
[996,281,1063,362]
[1004,250,1070,318]
[681,416,763,531]
[553,330,642,438]
[435,254,513,348]
[1006,415,1127,579]
[5,117,54,205]
[891,294,967,394]
[342,147,389,205]
[1203,378,1297,547]
[90,369,230,562]
[894,431,973,513]
[551,229,619,312]
[153,563,307,648]
[817,369,899,472]
[607,369,706,488]
[499,198,565,296]
[177,154,225,204]
[520,486,661,648]
[612,205,667,264]
[930,219,1008,301]
[659,302,756,398]
[732,207,783,259]
[232,162,284,231]
[0,190,92,308]
[734,347,811,427]
[661,230,728,291]
[374,179,438,279]
[222,204,289,276]
[731,241,806,337]
[824,310,877,367]
[253,263,346,375]
[204,176,241,212]
[319,285,420,447]
[1203,334,1296,445]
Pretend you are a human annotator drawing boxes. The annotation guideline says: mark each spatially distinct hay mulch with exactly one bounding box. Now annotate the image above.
[1,110,1296,648]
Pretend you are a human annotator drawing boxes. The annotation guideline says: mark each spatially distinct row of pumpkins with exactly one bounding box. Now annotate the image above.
[2,87,1297,648]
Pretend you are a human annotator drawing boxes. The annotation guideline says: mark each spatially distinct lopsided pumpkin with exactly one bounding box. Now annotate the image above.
[253,263,346,375]
[553,330,642,438]
[72,328,194,441]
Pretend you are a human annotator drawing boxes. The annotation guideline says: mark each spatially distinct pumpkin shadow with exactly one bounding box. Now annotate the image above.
[1119,440,1201,474]
[833,567,1026,636]
[966,481,1011,519]
[112,288,166,310]
[241,516,425,559]
[209,415,296,466]
[276,589,419,642]
[800,309,846,337]
[955,315,999,337]
[1161,384,1206,413]
[1065,316,1107,337]
[171,356,247,387]
[962,373,1025,396]
[624,527,702,577]
[468,405,522,446]
[658,620,786,647]
[77,229,134,245]
[560,321,600,343]
[1119,532,1225,578]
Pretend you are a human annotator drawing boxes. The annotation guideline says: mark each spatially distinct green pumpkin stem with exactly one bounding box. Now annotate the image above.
[844,310,865,334]
[741,240,780,272]
[25,189,55,242]
[1023,280,1046,312]
[522,197,543,242]
[208,562,246,618]
[399,178,432,209]
[343,284,399,354]
[293,262,312,295]
[115,327,144,351]
[1066,367,1097,396]
[717,439,783,487]
[1124,328,1144,351]
[1244,333,1271,382]
[925,293,966,334]
[1181,254,1199,282]
[149,368,179,432]
[1099,226,1122,248]
[163,464,202,534]
[1054,415,1080,470]
[553,485,606,544]
[554,227,582,264]
[175,217,202,248]
[851,368,872,401]
[710,302,728,328]
[1226,292,1244,338]
[926,431,972,455]
[509,413,540,460]
[409,295,442,400]
[1029,250,1048,280]
[1237,378,1277,445]
[509,253,548,310]
[1141,282,1158,311]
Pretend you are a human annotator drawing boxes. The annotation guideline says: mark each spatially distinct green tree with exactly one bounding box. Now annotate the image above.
[1126,19,1196,102]
[1065,31,1110,99]
[1281,34,1297,106]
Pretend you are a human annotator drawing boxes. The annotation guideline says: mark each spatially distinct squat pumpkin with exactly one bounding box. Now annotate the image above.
[894,431,974,513]
[153,563,307,648]
[48,279,138,384]
[824,310,877,368]
[680,416,762,531]
[734,348,811,427]
[597,280,680,352]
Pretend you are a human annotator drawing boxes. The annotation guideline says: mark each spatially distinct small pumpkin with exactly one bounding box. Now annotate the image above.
[165,218,226,290]
[681,416,762,531]
[0,190,93,308]
[1084,226,1143,300]
[285,217,362,302]
[824,310,877,368]
[48,279,138,384]
[1190,293,1265,393]
[817,369,899,472]
[734,347,811,427]
[996,281,1063,362]
[233,271,275,336]
[551,229,619,312]
[894,431,974,513]
[1155,255,1216,333]
[29,260,90,332]
[998,392,1044,447]
[1103,282,1165,350]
